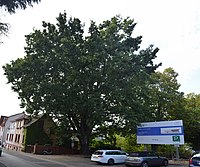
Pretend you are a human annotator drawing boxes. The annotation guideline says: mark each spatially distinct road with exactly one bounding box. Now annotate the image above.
[0,149,67,167]
[0,149,188,167]
[0,149,125,167]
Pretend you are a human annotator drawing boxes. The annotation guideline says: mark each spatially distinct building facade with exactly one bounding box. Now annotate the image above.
[4,112,27,151]
[0,112,56,152]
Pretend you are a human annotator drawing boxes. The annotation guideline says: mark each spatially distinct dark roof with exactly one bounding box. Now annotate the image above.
[15,114,29,121]
[23,113,46,128]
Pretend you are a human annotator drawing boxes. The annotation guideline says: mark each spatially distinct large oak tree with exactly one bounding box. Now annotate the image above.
[3,13,161,154]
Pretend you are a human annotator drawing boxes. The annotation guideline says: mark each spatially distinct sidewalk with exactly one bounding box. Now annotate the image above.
[169,159,188,166]
[25,153,92,167]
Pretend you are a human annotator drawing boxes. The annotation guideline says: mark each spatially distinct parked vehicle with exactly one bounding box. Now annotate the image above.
[42,149,53,155]
[125,151,168,167]
[91,150,127,165]
[189,153,200,167]
[191,151,200,157]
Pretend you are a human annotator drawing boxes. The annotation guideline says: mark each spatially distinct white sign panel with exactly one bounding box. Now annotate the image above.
[137,120,184,145]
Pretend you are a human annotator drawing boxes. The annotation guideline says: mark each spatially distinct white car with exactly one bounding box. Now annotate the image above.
[91,150,127,165]
[189,153,200,167]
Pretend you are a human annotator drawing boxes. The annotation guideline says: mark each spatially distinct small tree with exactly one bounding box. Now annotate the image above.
[184,93,200,149]
[148,67,184,121]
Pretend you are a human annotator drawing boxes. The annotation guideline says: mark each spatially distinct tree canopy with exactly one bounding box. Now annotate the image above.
[148,67,184,121]
[3,12,161,154]
[0,0,40,13]
[183,93,200,149]
[0,0,40,39]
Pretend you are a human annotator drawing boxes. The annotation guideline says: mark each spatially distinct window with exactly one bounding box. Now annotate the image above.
[9,134,14,141]
[94,151,103,155]
[147,152,157,157]
[113,151,122,155]
[193,157,200,161]
[106,151,113,155]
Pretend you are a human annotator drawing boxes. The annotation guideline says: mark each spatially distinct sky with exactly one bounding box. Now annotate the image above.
[0,0,200,116]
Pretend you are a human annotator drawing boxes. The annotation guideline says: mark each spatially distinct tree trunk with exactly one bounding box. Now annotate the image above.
[79,134,90,156]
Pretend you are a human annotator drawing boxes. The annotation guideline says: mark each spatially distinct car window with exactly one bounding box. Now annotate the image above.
[129,152,142,157]
[141,152,148,157]
[192,151,200,156]
[193,157,200,161]
[93,151,103,155]
[105,151,123,155]
[114,151,122,155]
[148,152,157,157]
[106,151,113,155]
[129,152,159,157]
[121,152,127,155]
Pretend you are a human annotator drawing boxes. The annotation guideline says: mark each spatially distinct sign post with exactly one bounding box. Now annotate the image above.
[174,144,180,160]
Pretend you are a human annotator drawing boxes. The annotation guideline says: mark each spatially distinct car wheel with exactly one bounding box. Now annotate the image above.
[141,161,149,167]
[108,158,114,165]
[163,160,168,166]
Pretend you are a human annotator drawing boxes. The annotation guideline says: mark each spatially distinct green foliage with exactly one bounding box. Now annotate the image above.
[23,117,53,150]
[183,93,200,149]
[0,22,9,38]
[147,68,200,151]
[156,145,174,158]
[90,140,120,150]
[178,145,193,159]
[0,0,40,13]
[0,0,40,40]
[55,121,73,147]
[116,134,145,152]
[3,12,161,155]
[147,67,185,121]
[156,144,192,159]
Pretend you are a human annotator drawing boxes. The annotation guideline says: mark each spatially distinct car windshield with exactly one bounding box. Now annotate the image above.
[129,152,157,157]
[193,157,200,161]
[129,152,147,157]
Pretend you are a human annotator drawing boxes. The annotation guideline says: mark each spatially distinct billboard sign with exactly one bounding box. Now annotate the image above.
[137,120,184,145]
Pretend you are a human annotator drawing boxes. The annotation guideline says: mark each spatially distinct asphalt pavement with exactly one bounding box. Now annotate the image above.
[27,152,189,167]
[0,149,189,167]
[0,162,6,167]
